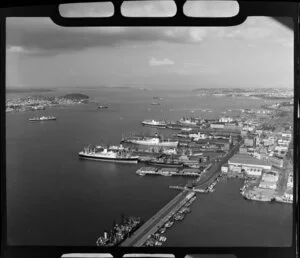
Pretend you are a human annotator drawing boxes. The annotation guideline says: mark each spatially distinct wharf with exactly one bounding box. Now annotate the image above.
[169,140,243,192]
[120,191,195,247]
[138,171,200,177]
[122,141,242,246]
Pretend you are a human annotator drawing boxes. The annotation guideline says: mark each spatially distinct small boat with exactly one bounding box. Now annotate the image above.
[159,228,166,234]
[98,105,108,109]
[151,102,160,105]
[165,221,174,228]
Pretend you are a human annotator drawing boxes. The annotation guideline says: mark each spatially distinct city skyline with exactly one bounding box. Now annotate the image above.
[6,1,293,90]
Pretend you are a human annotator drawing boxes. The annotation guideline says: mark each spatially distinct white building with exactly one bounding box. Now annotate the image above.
[221,165,229,173]
[282,132,292,139]
[277,138,290,146]
[284,188,293,202]
[219,116,233,123]
[242,125,255,132]
[287,173,293,188]
[274,145,288,152]
[189,132,207,140]
[228,153,271,177]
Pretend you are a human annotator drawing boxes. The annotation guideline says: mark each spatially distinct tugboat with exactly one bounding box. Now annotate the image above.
[29,116,56,121]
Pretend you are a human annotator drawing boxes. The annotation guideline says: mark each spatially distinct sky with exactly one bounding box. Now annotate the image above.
[6,1,294,90]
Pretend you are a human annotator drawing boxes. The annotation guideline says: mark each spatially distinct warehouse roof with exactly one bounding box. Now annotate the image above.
[228,153,270,167]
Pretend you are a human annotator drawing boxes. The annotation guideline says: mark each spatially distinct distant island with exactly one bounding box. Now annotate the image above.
[192,88,293,100]
[59,93,89,101]
[6,93,90,112]
[6,88,54,93]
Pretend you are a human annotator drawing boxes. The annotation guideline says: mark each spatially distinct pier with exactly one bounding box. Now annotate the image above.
[137,171,200,177]
[120,191,195,247]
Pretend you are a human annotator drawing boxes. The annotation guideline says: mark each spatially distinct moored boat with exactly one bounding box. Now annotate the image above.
[29,115,56,121]
[141,119,167,128]
[122,134,178,147]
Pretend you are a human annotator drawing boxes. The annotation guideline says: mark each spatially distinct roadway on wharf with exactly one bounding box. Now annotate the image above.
[120,191,190,247]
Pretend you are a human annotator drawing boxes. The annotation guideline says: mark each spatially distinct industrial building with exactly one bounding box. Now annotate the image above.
[228,153,272,177]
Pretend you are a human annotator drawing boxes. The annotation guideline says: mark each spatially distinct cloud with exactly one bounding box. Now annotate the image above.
[6,12,293,56]
[188,28,207,42]
[224,16,293,44]
[226,27,272,39]
[7,45,36,54]
[7,46,26,53]
[149,57,174,66]
[276,38,293,48]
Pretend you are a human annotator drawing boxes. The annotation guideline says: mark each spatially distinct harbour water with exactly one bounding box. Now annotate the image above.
[6,88,292,246]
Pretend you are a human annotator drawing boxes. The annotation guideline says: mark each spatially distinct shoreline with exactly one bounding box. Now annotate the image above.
[222,173,292,204]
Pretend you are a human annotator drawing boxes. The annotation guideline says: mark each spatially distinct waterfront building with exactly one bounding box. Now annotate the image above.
[283,188,293,202]
[269,156,284,168]
[221,165,229,173]
[210,123,225,129]
[228,153,271,177]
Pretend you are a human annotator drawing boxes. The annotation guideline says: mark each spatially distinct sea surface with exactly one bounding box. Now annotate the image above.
[6,88,292,246]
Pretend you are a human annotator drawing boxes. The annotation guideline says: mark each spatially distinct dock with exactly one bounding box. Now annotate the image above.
[136,167,201,177]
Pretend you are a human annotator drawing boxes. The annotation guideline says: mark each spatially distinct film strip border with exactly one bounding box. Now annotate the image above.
[0,1,299,258]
